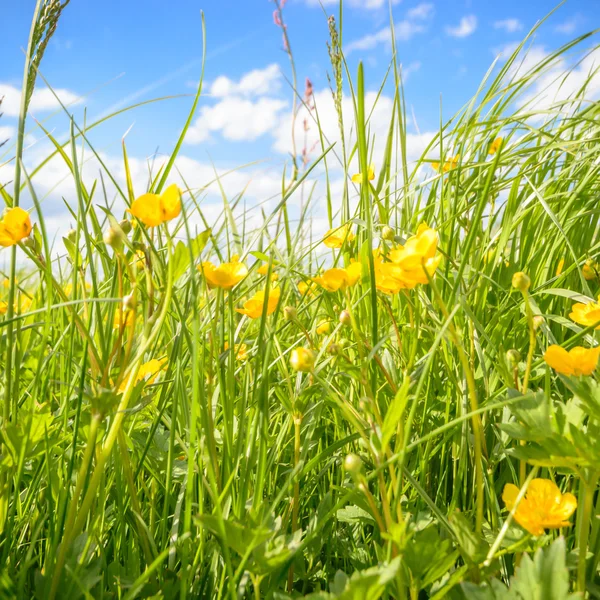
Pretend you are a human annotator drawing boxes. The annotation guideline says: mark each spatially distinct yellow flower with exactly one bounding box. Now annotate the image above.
[64,281,92,296]
[290,347,315,372]
[129,184,182,227]
[569,297,600,329]
[313,267,360,292]
[119,358,166,392]
[502,479,577,536]
[2,278,14,289]
[257,264,279,280]
[0,301,8,315]
[0,207,33,247]
[431,155,459,173]
[298,280,317,297]
[200,257,248,290]
[236,286,281,319]
[543,345,600,376]
[316,320,331,335]
[113,310,135,329]
[488,137,503,155]
[582,259,598,281]
[378,223,441,290]
[17,295,32,314]
[323,224,355,249]
[555,258,565,276]
[224,342,249,361]
[351,164,375,184]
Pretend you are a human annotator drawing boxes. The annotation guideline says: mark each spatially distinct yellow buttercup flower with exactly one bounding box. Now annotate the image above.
[543,345,600,376]
[555,258,565,276]
[0,207,32,247]
[290,347,315,372]
[378,223,441,290]
[119,358,166,392]
[502,479,577,536]
[0,301,8,315]
[129,184,182,227]
[569,297,600,329]
[488,137,503,155]
[582,259,598,281]
[431,155,459,173]
[298,280,317,297]
[313,267,360,293]
[316,320,331,335]
[200,257,248,290]
[351,164,375,184]
[113,310,135,329]
[224,342,249,362]
[323,224,355,249]
[257,264,279,280]
[236,286,281,319]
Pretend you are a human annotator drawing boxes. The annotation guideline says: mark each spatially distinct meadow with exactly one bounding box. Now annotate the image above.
[1,1,600,598]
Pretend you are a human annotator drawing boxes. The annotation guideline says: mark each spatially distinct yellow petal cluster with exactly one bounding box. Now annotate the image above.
[375,223,441,293]
[119,358,166,392]
[129,184,182,227]
[236,286,281,319]
[351,164,375,184]
[0,207,32,247]
[313,262,361,292]
[431,155,459,173]
[569,297,600,329]
[298,280,317,297]
[290,347,315,372]
[323,224,355,248]
[224,342,249,362]
[543,345,600,376]
[502,479,577,536]
[488,137,503,155]
[257,264,279,280]
[200,256,248,290]
[316,320,331,335]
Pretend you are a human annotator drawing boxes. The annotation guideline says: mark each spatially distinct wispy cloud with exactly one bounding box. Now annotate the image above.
[493,18,523,33]
[555,15,581,35]
[303,0,400,8]
[345,4,434,54]
[446,15,478,39]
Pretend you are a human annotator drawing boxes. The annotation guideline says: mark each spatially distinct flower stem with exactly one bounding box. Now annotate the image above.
[578,473,598,595]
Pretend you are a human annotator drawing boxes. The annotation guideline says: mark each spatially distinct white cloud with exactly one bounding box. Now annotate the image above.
[555,16,580,35]
[0,126,15,141]
[273,88,436,175]
[209,64,282,98]
[493,43,553,81]
[406,3,434,20]
[518,47,600,118]
[446,15,478,38]
[493,18,523,33]
[186,96,288,144]
[0,83,81,117]
[402,61,422,81]
[303,0,400,8]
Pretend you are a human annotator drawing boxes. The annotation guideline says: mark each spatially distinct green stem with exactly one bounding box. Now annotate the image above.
[578,473,598,595]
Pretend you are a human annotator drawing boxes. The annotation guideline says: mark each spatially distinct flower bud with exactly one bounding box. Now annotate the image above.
[290,347,315,372]
[583,259,597,281]
[122,293,136,311]
[339,310,351,326]
[327,343,341,356]
[119,219,132,235]
[66,228,77,243]
[506,349,521,366]
[343,453,362,475]
[283,306,297,322]
[381,226,395,241]
[512,271,530,292]
[103,227,124,251]
[532,315,544,330]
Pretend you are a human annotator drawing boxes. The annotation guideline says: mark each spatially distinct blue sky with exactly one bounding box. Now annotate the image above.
[0,0,599,244]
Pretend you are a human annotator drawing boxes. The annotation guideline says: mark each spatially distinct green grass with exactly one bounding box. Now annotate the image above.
[1,2,600,598]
